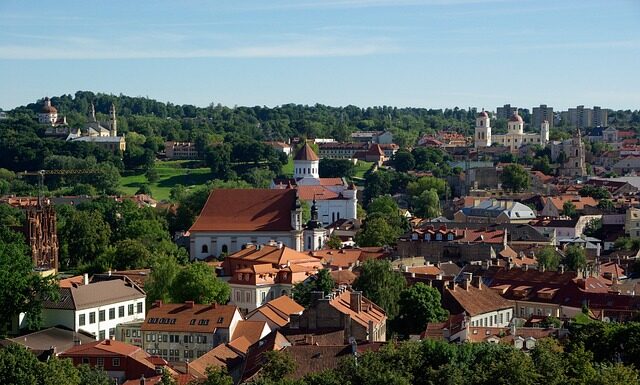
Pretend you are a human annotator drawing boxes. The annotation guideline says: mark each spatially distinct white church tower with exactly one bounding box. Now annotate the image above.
[474,110,491,148]
[540,120,550,146]
[109,103,118,137]
[293,142,320,180]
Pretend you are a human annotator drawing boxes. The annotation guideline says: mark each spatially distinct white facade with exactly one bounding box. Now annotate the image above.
[468,308,513,328]
[43,298,146,341]
[474,110,549,150]
[230,283,292,313]
[294,159,319,179]
[191,231,303,260]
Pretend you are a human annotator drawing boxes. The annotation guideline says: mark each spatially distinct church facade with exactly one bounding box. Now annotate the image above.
[271,143,358,226]
[67,103,126,152]
[474,110,549,151]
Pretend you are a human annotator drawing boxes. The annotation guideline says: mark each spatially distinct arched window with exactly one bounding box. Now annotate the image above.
[201,244,209,254]
[318,237,322,248]
[281,290,288,296]
[221,244,228,254]
[307,236,311,248]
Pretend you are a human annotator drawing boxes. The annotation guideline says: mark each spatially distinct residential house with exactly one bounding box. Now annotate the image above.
[454,199,536,224]
[245,295,304,330]
[164,141,200,160]
[6,327,95,360]
[189,189,304,259]
[613,156,640,175]
[583,179,637,196]
[290,287,387,343]
[42,275,146,340]
[224,244,322,313]
[531,216,601,239]
[140,301,243,362]
[60,339,171,384]
[264,141,292,156]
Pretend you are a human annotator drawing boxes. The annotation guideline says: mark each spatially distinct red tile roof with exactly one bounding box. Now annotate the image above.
[296,185,341,201]
[329,289,386,329]
[189,189,297,232]
[294,143,319,161]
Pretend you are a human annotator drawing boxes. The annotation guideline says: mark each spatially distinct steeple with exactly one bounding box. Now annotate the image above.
[109,103,117,137]
[304,195,326,251]
[89,102,96,122]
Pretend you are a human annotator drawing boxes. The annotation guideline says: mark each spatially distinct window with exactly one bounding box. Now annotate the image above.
[99,310,105,322]
[137,302,143,314]
[119,306,125,318]
[112,358,120,367]
[128,304,134,316]
[82,357,90,364]
[109,328,115,338]
[221,245,228,254]
[126,329,131,338]
[235,291,241,302]
[99,330,105,340]
[162,334,168,342]
[109,308,115,320]
[245,292,251,303]
[79,314,86,326]
[89,312,96,324]
[96,357,104,367]
[261,292,266,302]
[201,244,208,253]
[146,334,152,342]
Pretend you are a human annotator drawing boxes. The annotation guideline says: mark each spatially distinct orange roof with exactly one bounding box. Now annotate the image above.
[142,302,239,333]
[547,195,598,210]
[59,275,84,288]
[294,143,319,161]
[62,340,146,360]
[319,178,344,186]
[246,295,304,328]
[187,343,243,379]
[330,269,357,285]
[445,283,512,317]
[231,320,269,351]
[407,265,443,275]
[189,189,296,232]
[227,245,320,266]
[296,185,341,201]
[329,289,386,328]
[366,144,385,156]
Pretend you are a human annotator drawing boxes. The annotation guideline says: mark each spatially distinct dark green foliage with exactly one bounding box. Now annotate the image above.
[292,269,336,307]
[356,195,409,247]
[171,262,230,304]
[395,283,448,335]
[319,159,355,179]
[562,201,577,218]
[200,366,234,385]
[579,185,611,199]
[536,246,561,271]
[353,259,405,319]
[500,164,530,193]
[391,150,415,172]
[564,245,587,271]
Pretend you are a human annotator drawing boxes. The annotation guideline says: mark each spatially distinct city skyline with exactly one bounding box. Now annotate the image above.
[1,0,639,110]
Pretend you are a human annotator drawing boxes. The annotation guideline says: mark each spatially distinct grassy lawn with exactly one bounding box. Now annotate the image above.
[119,160,211,201]
[282,157,294,177]
[354,161,373,178]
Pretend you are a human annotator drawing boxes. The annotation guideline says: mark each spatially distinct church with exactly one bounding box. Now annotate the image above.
[271,143,358,226]
[474,110,549,151]
[67,103,126,152]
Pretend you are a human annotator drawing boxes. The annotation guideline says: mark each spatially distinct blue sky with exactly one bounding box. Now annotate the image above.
[1,0,639,111]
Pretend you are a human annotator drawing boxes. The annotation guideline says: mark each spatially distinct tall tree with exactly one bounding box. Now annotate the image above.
[500,164,530,193]
[536,246,561,271]
[171,262,230,304]
[565,245,587,271]
[145,254,181,304]
[353,259,406,319]
[396,282,448,335]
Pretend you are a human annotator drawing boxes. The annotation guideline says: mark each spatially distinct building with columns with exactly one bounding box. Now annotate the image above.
[474,110,549,151]
[67,102,126,152]
[272,143,358,226]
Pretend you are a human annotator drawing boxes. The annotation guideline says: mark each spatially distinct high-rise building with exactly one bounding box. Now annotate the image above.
[592,106,609,127]
[496,104,517,120]
[532,104,554,129]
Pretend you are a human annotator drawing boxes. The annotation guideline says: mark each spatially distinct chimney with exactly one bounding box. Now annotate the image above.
[462,272,473,282]
[350,291,363,313]
[472,276,482,290]
[108,270,112,277]
[153,300,163,308]
[523,264,529,271]
[140,375,146,385]
[539,264,545,273]
[403,265,409,273]
[448,280,456,291]
[83,273,89,285]
[105,339,111,345]
[185,301,195,308]
[463,278,471,291]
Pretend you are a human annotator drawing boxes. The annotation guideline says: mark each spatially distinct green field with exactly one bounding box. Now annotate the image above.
[119,160,211,201]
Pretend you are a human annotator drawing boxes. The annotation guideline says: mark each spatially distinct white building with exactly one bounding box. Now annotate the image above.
[272,143,358,226]
[474,110,549,151]
[189,189,304,259]
[41,275,146,340]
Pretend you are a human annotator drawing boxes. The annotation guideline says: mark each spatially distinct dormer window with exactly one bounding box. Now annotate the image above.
[435,233,442,241]
[426,234,431,241]
[447,233,454,241]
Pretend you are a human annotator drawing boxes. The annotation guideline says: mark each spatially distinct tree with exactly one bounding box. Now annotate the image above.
[396,283,448,335]
[391,150,415,172]
[355,217,398,247]
[145,254,181,304]
[319,159,355,179]
[159,367,177,385]
[500,164,530,193]
[413,189,440,218]
[58,209,111,267]
[532,156,552,175]
[325,234,342,249]
[406,176,447,198]
[146,167,160,183]
[40,358,81,385]
[536,246,561,271]
[292,269,336,307]
[565,245,587,271]
[200,366,234,385]
[562,201,577,218]
[77,364,111,385]
[260,350,296,382]
[597,199,615,211]
[136,183,153,196]
[171,263,230,304]
[353,259,406,319]
[0,228,57,333]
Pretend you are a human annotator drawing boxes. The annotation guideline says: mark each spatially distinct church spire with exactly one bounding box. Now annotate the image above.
[89,102,96,122]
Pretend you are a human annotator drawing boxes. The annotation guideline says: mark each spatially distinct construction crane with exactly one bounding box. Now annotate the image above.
[16,169,102,206]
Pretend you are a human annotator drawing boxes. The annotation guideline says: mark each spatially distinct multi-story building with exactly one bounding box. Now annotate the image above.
[141,301,243,362]
[350,131,394,144]
[625,207,640,238]
[164,141,200,160]
[41,275,146,340]
[562,105,609,130]
[496,104,517,120]
[224,244,323,313]
[550,129,587,177]
[317,142,398,160]
[474,110,549,150]
[532,104,554,129]
[592,106,609,127]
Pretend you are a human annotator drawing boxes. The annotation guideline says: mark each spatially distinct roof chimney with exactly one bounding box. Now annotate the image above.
[185,301,195,308]
[350,291,362,313]
[448,280,456,291]
[472,276,482,290]
[83,273,89,285]
[153,300,163,308]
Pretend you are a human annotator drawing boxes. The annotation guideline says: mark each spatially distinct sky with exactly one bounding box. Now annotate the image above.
[0,0,639,111]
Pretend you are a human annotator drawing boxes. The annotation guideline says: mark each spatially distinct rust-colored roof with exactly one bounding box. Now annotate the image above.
[366,144,385,156]
[187,344,243,379]
[319,178,344,186]
[329,289,386,329]
[330,270,357,285]
[227,245,320,266]
[141,302,239,333]
[246,295,305,328]
[230,320,269,352]
[445,283,512,317]
[407,266,443,275]
[294,143,319,161]
[59,275,84,288]
[509,111,523,122]
[285,345,354,379]
[189,189,296,232]
[547,195,598,210]
[296,185,341,201]
[62,339,142,357]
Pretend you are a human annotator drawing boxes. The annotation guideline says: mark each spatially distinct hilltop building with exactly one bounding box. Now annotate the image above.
[474,110,549,150]
[67,102,126,152]
[39,97,69,135]
[272,143,358,226]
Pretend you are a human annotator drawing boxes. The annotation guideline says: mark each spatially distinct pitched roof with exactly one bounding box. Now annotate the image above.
[444,282,512,317]
[547,195,598,210]
[330,269,357,285]
[62,339,142,357]
[227,244,320,266]
[246,295,305,328]
[141,302,239,333]
[296,185,342,201]
[43,278,145,311]
[294,143,319,161]
[230,320,269,353]
[189,189,297,232]
[328,289,386,328]
[284,345,354,379]
[188,343,243,379]
[9,327,95,354]
[367,144,385,156]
